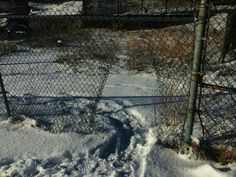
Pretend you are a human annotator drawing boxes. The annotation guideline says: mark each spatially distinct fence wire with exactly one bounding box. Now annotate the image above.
[0,1,197,135]
[199,1,236,149]
[0,15,119,133]
[153,23,194,145]
[0,0,235,151]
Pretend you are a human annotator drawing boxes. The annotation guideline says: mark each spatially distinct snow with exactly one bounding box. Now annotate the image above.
[191,164,234,177]
[0,62,235,176]
[29,1,82,15]
[0,2,236,177]
[0,119,116,160]
[145,145,236,177]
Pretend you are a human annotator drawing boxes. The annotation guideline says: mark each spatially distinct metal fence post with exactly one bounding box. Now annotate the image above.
[183,0,208,143]
[0,72,11,117]
[221,12,236,63]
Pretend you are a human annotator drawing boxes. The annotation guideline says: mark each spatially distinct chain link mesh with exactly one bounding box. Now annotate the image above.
[153,22,194,145]
[0,0,235,150]
[199,1,236,148]
[0,1,197,136]
[0,12,119,133]
[0,0,196,137]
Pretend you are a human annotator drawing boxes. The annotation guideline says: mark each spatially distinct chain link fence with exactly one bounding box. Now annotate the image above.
[0,0,235,154]
[151,23,194,145]
[149,2,196,145]
[0,14,119,133]
[151,1,236,150]
[0,1,197,135]
[198,1,236,150]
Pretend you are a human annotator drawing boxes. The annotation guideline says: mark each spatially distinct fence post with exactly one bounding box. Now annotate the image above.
[183,0,208,143]
[0,72,11,117]
[221,12,236,63]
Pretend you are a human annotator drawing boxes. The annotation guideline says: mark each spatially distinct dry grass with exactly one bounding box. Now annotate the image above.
[144,0,194,12]
[177,139,236,165]
[55,36,118,69]
[122,22,229,72]
[0,41,18,56]
[174,139,236,165]
[198,142,236,165]
[127,0,141,12]
[122,24,194,72]
[124,53,155,72]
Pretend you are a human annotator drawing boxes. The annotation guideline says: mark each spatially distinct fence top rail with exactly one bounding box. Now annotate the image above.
[0,5,235,19]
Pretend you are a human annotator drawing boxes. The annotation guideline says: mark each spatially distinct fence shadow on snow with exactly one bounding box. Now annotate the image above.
[0,0,235,155]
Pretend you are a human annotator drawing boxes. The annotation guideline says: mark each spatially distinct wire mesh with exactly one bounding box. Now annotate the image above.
[199,0,236,148]
[0,14,118,133]
[153,23,194,145]
[83,0,196,15]
[0,0,234,149]
[0,0,198,138]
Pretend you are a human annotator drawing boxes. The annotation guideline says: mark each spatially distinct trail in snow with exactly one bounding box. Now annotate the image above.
[0,3,236,175]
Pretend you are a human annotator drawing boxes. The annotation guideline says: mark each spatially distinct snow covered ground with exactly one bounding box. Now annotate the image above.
[0,1,236,177]
[0,52,236,176]
[29,1,82,15]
